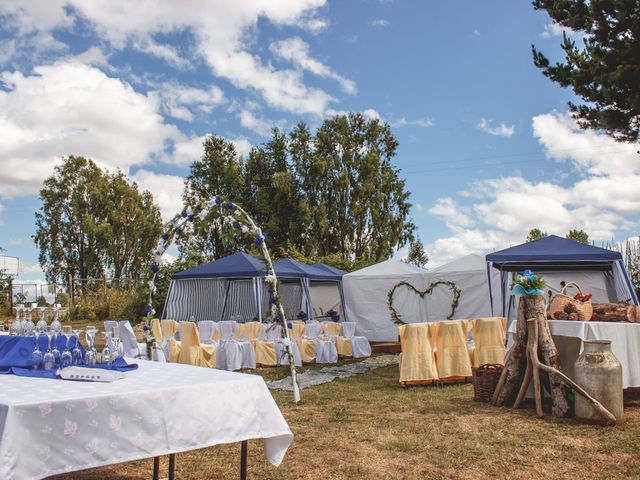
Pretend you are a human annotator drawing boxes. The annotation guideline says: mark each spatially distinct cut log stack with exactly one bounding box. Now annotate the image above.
[491,295,617,425]
[592,302,639,322]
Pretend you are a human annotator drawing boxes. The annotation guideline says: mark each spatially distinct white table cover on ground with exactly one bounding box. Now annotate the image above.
[0,360,293,480]
[508,320,640,388]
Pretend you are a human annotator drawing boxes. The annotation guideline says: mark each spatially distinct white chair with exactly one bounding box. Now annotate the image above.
[216,320,256,371]
[306,320,338,363]
[197,321,218,346]
[234,322,257,370]
[266,324,302,367]
[118,320,148,360]
[341,322,372,358]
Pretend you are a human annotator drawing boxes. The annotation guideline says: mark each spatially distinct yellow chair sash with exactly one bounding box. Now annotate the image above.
[177,321,215,368]
[398,323,438,383]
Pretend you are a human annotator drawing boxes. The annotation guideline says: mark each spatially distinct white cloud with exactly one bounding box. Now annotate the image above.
[426,112,640,265]
[371,19,390,28]
[471,29,481,38]
[231,138,252,158]
[392,117,434,128]
[476,118,515,137]
[0,1,337,116]
[155,83,225,122]
[0,60,181,197]
[270,37,357,95]
[362,108,381,121]
[540,21,580,39]
[239,109,274,137]
[131,170,184,221]
[172,135,206,166]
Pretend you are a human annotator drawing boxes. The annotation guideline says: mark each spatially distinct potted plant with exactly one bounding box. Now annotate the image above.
[326,309,340,322]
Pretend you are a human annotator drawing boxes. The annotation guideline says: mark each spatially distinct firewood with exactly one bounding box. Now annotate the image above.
[592,302,636,322]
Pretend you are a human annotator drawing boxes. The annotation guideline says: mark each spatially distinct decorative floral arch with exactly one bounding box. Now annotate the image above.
[144,196,301,402]
[387,280,462,325]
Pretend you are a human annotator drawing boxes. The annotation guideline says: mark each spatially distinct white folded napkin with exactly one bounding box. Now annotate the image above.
[57,367,125,382]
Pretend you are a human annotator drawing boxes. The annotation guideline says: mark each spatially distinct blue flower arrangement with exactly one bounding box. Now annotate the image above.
[511,269,546,296]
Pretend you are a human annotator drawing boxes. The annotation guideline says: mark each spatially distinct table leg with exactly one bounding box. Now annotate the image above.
[240,440,248,480]
[152,457,160,480]
[169,453,176,480]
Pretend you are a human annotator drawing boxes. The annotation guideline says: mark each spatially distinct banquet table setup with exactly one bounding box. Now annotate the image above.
[507,319,640,389]
[0,314,293,479]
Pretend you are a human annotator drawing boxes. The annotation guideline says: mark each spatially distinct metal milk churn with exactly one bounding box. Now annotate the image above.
[574,340,623,425]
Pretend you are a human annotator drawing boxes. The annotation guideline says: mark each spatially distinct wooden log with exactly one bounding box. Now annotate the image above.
[592,302,637,322]
[492,297,529,406]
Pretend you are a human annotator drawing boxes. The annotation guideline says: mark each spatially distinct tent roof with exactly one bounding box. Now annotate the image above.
[486,235,622,271]
[344,259,426,278]
[313,263,347,277]
[273,258,341,280]
[430,254,486,274]
[172,252,267,280]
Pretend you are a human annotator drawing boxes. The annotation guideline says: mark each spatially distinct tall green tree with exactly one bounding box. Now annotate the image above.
[404,237,429,268]
[34,156,162,283]
[566,228,589,244]
[532,1,640,142]
[180,135,246,260]
[35,156,109,282]
[527,228,548,242]
[292,113,414,262]
[101,172,163,280]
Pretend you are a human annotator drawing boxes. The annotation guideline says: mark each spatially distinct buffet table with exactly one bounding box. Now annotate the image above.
[508,320,640,388]
[0,360,293,479]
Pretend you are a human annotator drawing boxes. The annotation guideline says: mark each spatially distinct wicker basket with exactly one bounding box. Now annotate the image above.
[548,282,593,321]
[472,364,504,402]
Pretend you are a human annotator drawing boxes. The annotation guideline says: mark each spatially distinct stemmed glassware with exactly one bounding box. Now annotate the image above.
[111,326,123,361]
[23,305,36,336]
[84,326,98,366]
[36,308,48,335]
[102,331,112,367]
[43,329,56,371]
[31,332,43,369]
[10,305,23,335]
[72,328,84,365]
[60,325,73,367]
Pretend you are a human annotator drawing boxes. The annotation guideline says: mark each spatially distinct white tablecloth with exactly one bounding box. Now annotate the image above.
[508,320,640,388]
[0,360,293,480]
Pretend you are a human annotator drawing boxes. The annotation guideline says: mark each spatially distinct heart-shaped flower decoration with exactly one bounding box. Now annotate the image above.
[387,280,462,325]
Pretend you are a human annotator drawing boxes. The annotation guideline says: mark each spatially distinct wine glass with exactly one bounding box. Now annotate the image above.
[102,331,112,367]
[84,326,97,366]
[110,326,123,361]
[36,308,48,334]
[60,325,73,367]
[50,312,62,335]
[31,332,43,369]
[11,305,23,335]
[71,328,84,365]
[42,329,55,371]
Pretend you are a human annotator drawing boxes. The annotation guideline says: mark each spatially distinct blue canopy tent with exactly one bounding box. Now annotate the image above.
[273,259,347,320]
[162,252,346,322]
[486,235,638,322]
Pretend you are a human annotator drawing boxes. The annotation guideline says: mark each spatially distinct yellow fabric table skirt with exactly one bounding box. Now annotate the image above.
[398,323,438,384]
[471,317,507,367]
[254,340,277,366]
[433,320,472,380]
[336,337,353,357]
[177,322,216,368]
[235,321,261,340]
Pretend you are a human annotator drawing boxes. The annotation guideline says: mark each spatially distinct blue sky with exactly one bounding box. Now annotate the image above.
[0,0,638,283]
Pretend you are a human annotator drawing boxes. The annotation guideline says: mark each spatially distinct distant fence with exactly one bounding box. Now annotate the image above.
[3,276,142,310]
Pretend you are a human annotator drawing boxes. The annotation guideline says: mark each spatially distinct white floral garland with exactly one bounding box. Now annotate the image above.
[144,196,301,402]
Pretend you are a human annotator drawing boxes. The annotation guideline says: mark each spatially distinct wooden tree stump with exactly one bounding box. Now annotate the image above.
[492,295,617,424]
[592,302,638,322]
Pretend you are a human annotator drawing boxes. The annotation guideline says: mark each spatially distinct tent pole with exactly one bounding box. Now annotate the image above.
[487,261,494,316]
[221,279,231,320]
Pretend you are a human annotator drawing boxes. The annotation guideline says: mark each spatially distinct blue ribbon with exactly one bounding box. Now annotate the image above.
[511,284,544,296]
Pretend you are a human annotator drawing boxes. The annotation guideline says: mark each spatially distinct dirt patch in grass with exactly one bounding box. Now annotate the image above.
[50,360,640,480]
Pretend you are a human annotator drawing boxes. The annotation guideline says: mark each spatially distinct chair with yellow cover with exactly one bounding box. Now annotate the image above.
[288,321,315,363]
[340,322,372,358]
[160,319,181,362]
[177,321,216,368]
[470,317,507,367]
[321,321,342,337]
[263,324,301,366]
[253,323,278,366]
[398,323,439,385]
[433,320,473,381]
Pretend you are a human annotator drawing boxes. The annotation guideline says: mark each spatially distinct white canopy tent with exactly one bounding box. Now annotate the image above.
[425,254,502,322]
[343,259,428,342]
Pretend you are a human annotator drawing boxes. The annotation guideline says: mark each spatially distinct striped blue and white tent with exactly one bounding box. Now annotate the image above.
[162,252,345,322]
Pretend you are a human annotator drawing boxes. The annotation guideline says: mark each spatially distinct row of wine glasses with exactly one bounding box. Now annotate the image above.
[31,325,124,371]
[11,304,62,337]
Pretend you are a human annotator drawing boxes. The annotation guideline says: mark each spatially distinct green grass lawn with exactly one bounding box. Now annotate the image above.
[50,358,640,480]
